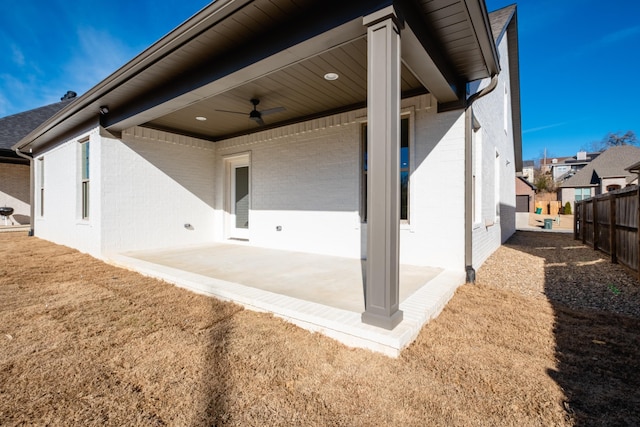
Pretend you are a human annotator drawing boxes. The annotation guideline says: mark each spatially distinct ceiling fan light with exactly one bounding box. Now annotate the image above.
[324,72,339,81]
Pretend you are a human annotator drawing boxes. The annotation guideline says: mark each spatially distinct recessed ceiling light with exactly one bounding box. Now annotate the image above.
[324,72,339,81]
[195,116,207,121]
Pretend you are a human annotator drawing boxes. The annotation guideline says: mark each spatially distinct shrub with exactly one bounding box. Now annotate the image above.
[564,201,572,215]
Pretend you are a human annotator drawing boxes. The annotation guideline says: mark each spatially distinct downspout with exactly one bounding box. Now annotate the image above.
[464,74,498,283]
[14,147,34,236]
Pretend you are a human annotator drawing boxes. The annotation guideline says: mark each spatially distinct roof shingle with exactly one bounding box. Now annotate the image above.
[560,145,640,188]
[0,100,74,151]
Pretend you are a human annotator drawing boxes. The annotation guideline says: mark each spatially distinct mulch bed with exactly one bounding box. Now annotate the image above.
[1,231,638,426]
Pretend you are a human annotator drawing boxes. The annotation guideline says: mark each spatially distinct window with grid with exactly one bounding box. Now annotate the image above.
[575,188,590,201]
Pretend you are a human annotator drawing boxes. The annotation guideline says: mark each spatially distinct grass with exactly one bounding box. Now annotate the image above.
[1,231,638,426]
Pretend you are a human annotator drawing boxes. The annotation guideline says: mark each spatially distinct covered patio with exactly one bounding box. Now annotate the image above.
[14,0,508,355]
[109,243,465,357]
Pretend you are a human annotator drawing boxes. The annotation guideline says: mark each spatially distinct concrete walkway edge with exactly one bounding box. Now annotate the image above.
[107,253,465,357]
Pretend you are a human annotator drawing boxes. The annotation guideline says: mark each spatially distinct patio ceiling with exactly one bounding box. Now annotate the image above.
[15,0,499,152]
[144,37,424,140]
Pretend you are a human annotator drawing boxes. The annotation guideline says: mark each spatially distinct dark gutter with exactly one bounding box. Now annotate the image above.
[464,74,499,283]
[13,147,34,236]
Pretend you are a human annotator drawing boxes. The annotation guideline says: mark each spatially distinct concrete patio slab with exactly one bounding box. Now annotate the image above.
[108,242,465,357]
[0,225,30,233]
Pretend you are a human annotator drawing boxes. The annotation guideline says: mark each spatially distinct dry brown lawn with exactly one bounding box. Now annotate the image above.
[1,231,639,426]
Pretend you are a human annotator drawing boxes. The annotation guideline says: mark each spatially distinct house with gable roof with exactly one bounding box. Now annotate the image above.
[559,145,640,212]
[0,92,77,226]
[13,1,521,354]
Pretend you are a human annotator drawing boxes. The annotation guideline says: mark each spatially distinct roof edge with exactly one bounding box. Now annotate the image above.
[464,0,500,76]
[14,0,248,151]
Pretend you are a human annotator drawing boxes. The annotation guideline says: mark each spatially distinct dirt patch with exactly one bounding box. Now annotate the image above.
[1,231,638,426]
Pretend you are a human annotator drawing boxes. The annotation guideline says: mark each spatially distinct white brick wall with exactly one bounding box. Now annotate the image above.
[215,95,467,271]
[0,163,30,224]
[34,129,102,256]
[471,32,517,269]
[33,85,512,277]
[100,128,216,255]
[34,127,216,258]
[400,108,466,269]
[216,118,362,258]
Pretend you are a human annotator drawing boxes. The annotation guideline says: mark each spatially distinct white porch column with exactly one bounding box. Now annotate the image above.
[362,7,403,329]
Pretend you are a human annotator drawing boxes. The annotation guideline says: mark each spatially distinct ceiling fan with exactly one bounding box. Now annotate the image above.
[216,98,285,126]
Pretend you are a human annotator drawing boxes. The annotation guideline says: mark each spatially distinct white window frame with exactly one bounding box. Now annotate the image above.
[495,149,501,221]
[503,82,508,135]
[79,138,90,220]
[224,152,251,240]
[38,157,45,217]
[361,110,414,225]
[472,124,482,225]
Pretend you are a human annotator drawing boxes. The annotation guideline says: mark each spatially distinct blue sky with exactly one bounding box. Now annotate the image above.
[2,1,639,162]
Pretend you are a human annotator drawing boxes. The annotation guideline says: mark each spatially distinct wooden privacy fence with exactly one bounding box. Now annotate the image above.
[535,200,561,215]
[574,185,639,278]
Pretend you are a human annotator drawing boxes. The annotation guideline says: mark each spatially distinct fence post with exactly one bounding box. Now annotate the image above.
[610,194,617,264]
[593,197,599,251]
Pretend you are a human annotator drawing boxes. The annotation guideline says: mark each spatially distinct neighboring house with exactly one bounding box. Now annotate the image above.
[521,159,535,184]
[550,150,600,182]
[560,145,640,212]
[540,156,571,175]
[0,92,77,225]
[14,1,521,332]
[515,176,536,212]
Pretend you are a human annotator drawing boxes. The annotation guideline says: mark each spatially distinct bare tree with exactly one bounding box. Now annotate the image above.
[590,130,638,151]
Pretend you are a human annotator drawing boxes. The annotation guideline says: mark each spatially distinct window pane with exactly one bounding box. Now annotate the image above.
[361,118,410,222]
[81,142,90,180]
[400,170,409,220]
[82,181,90,219]
[400,147,409,170]
[401,118,409,148]
[235,166,249,229]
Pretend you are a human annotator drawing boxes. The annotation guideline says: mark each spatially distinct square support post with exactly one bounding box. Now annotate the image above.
[361,7,403,329]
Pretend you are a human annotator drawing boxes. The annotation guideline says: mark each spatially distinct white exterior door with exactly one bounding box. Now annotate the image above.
[226,154,250,240]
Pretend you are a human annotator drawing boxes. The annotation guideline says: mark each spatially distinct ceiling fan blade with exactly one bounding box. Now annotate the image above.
[260,106,286,116]
[215,109,247,115]
[250,115,265,126]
